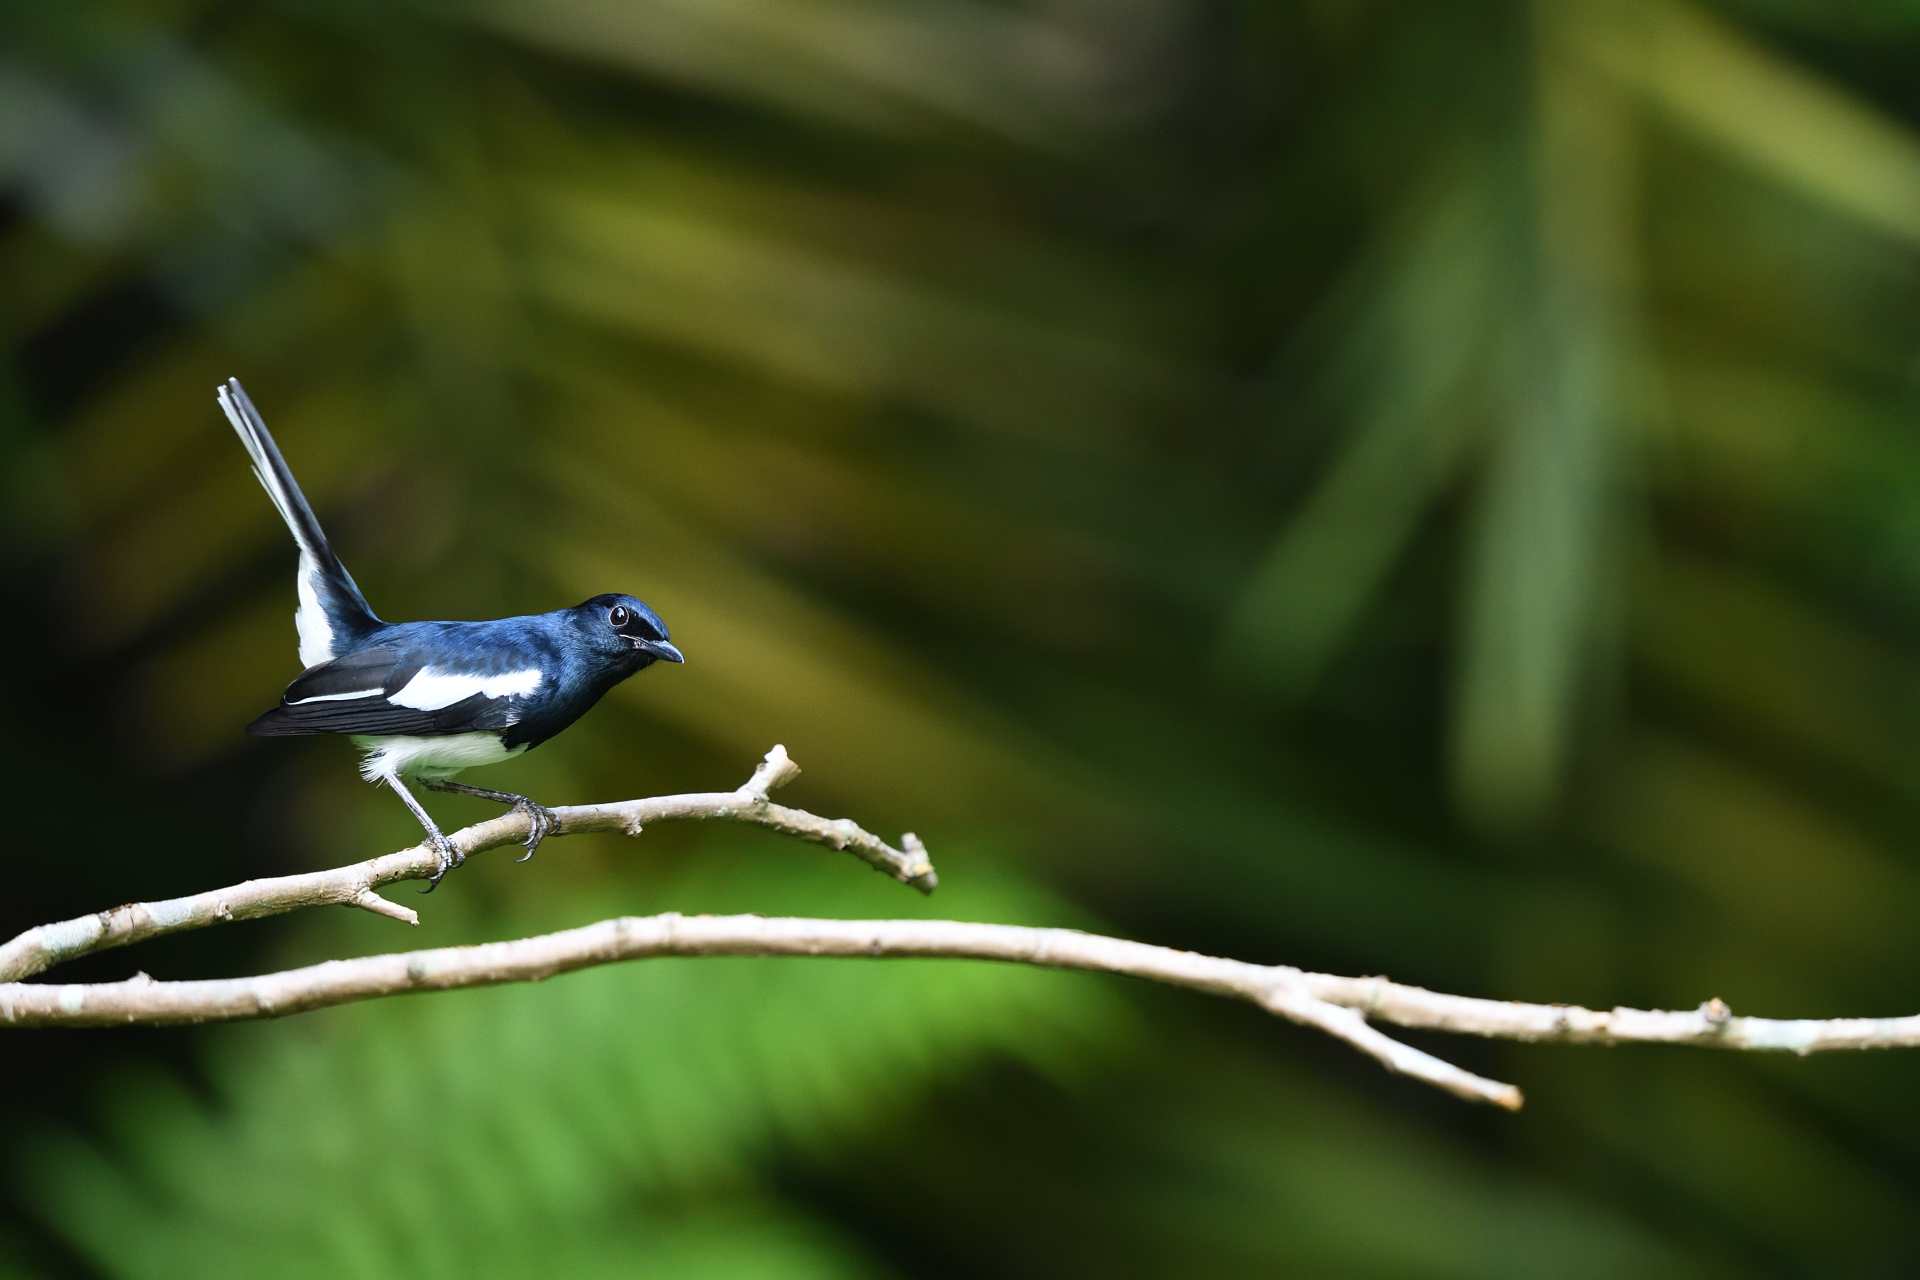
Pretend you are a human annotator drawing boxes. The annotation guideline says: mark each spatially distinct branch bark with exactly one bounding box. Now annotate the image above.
[5,746,1917,1111]
[0,745,932,984]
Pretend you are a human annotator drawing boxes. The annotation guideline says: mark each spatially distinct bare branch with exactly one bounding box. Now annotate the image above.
[1295,978,1920,1054]
[0,912,1518,1107]
[8,909,1920,1109]
[0,746,933,983]
[6,744,1917,1110]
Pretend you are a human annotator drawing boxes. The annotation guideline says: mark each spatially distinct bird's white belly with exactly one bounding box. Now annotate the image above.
[354,732,528,781]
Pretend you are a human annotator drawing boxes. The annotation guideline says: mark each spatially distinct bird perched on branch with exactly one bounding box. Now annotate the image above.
[219,377,683,889]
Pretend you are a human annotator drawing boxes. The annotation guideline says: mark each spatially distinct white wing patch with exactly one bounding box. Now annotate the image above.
[388,667,545,711]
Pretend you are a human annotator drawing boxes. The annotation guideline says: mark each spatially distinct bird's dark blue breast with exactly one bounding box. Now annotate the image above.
[498,659,627,751]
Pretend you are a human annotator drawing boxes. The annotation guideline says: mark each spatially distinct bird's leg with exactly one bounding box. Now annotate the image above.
[381,772,463,891]
[422,778,557,863]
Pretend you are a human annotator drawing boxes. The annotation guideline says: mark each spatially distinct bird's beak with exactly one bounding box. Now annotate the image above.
[641,639,685,664]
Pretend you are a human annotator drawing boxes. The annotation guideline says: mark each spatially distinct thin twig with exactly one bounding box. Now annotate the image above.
[1294,979,1920,1054]
[0,745,933,984]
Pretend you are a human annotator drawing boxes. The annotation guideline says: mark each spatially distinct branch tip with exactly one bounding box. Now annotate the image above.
[351,890,420,927]
[900,833,938,893]
[741,745,802,801]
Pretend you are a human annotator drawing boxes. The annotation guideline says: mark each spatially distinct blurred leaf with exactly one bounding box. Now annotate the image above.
[22,858,1124,1277]
[1590,0,1920,245]
[10,0,1920,1273]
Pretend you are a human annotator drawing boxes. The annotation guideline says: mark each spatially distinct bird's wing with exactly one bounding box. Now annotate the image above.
[217,377,381,668]
[247,646,540,738]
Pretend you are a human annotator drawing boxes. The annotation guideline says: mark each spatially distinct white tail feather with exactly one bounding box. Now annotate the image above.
[217,383,341,667]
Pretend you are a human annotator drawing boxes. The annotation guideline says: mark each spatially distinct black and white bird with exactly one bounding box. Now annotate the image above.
[219,377,683,889]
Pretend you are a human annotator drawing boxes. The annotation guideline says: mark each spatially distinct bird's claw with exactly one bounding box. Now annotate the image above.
[514,799,556,863]
[419,831,464,893]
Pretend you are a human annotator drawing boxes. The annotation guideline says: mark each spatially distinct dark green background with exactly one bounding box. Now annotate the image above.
[5,1,1920,1275]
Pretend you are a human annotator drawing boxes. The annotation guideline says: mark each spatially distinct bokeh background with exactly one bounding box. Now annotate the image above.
[6,0,1920,1275]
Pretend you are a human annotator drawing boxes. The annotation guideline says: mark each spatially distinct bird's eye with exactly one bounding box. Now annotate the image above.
[609,605,631,628]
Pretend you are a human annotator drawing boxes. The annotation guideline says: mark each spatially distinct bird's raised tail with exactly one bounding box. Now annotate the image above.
[217,377,381,667]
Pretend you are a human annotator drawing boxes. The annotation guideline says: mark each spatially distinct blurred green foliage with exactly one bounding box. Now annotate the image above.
[26,865,1117,1279]
[4,0,1920,1275]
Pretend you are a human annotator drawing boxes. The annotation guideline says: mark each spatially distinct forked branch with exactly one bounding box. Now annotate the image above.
[3,747,1915,1111]
[0,745,931,984]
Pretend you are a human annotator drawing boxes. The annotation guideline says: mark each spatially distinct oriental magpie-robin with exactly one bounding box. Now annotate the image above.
[218,377,683,889]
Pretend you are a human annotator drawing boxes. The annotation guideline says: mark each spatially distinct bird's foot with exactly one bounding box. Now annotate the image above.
[421,830,465,893]
[420,778,556,865]
[511,797,557,863]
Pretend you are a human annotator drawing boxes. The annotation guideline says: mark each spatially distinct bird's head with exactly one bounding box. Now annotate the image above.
[573,593,683,672]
